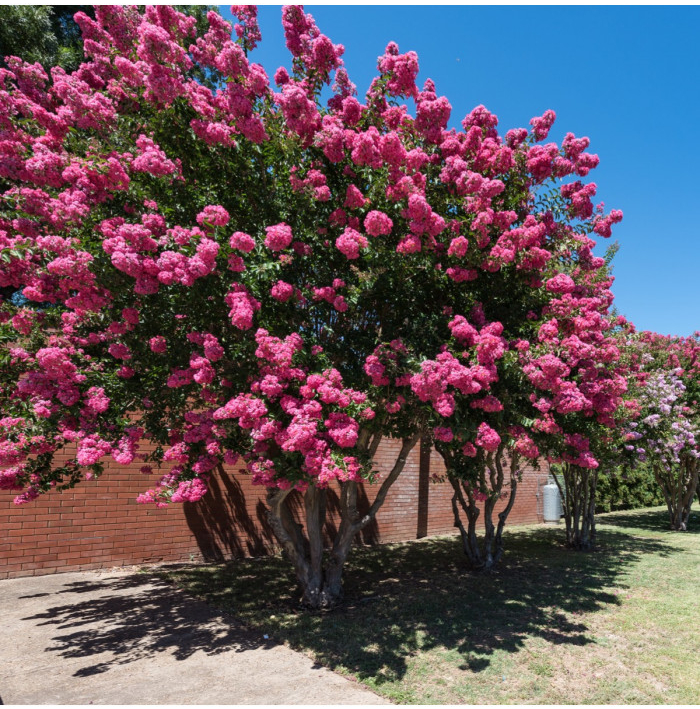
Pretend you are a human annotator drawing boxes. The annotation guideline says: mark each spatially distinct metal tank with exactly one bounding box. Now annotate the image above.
[543,476,563,524]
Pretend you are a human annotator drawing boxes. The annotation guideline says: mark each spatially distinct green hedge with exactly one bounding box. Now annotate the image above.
[596,464,665,513]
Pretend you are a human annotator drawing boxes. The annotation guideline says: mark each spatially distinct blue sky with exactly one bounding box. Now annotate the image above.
[221,6,700,337]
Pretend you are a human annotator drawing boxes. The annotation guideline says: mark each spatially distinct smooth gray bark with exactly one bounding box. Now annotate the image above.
[266,433,420,609]
[554,464,598,551]
[652,454,699,531]
[444,445,520,571]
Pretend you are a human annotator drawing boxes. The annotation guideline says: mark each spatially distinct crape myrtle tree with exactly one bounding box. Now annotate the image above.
[549,427,625,552]
[541,316,635,552]
[547,407,630,552]
[432,241,629,565]
[0,5,623,606]
[624,332,700,531]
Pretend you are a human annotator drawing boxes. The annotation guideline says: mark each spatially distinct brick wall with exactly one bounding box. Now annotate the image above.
[0,439,549,579]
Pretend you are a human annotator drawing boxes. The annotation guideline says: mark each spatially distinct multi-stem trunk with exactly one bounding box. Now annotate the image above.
[653,454,699,531]
[441,444,519,571]
[265,432,419,609]
[554,463,598,551]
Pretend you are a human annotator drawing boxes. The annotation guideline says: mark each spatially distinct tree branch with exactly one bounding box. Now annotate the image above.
[355,433,420,531]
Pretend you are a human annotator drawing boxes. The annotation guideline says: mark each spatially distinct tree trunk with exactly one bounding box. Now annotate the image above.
[265,433,420,609]
[450,475,482,569]
[446,446,519,571]
[654,455,699,531]
[266,487,318,605]
[493,459,518,566]
[555,464,598,551]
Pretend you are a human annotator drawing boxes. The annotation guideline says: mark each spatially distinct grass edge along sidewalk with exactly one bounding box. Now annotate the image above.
[155,506,700,705]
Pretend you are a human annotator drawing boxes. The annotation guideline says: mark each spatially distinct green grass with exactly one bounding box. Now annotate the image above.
[155,506,700,704]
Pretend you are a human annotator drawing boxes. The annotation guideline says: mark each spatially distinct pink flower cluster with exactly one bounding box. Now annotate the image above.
[225,284,261,330]
[264,222,293,251]
[208,328,372,488]
[336,227,368,259]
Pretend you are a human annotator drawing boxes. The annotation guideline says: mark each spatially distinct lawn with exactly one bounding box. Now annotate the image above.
[157,506,700,704]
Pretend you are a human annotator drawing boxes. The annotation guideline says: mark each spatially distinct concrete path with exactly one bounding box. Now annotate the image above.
[0,570,387,705]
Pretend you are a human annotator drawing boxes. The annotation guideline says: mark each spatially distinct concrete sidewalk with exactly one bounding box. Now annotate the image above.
[0,570,387,705]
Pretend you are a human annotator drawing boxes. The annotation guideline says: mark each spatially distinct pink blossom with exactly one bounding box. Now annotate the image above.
[149,336,167,353]
[343,184,366,209]
[530,109,556,141]
[196,205,230,227]
[132,135,178,176]
[449,315,478,345]
[76,435,112,466]
[476,422,501,452]
[364,210,393,237]
[364,355,389,386]
[433,426,454,442]
[271,280,294,302]
[333,295,348,312]
[85,386,110,414]
[446,267,478,283]
[274,66,289,85]
[225,285,261,330]
[396,235,422,254]
[264,222,293,251]
[447,236,469,258]
[171,478,209,503]
[546,273,576,294]
[108,343,132,360]
[230,231,256,252]
[277,82,320,139]
[341,96,363,125]
[122,307,140,325]
[470,395,503,412]
[199,335,223,362]
[462,442,477,457]
[325,412,359,448]
[377,42,419,98]
[335,227,367,259]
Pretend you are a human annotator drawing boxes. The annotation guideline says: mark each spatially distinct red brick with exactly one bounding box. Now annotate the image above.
[1,438,544,578]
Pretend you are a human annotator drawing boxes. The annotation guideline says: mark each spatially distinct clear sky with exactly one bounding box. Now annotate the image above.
[221,5,700,337]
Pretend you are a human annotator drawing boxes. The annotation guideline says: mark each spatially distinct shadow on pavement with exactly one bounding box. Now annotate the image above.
[22,573,272,677]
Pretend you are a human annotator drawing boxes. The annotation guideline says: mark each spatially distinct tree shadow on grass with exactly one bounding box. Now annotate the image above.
[598,507,700,534]
[162,523,676,687]
[20,573,274,677]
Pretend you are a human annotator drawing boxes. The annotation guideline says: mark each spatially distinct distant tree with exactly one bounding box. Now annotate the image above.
[596,462,664,513]
[0,6,95,73]
[0,6,212,76]
[624,332,700,530]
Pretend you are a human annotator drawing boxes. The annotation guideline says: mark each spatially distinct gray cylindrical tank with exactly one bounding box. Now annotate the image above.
[543,477,563,523]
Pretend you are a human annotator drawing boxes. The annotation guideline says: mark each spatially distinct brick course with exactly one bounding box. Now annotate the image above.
[0,439,549,579]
